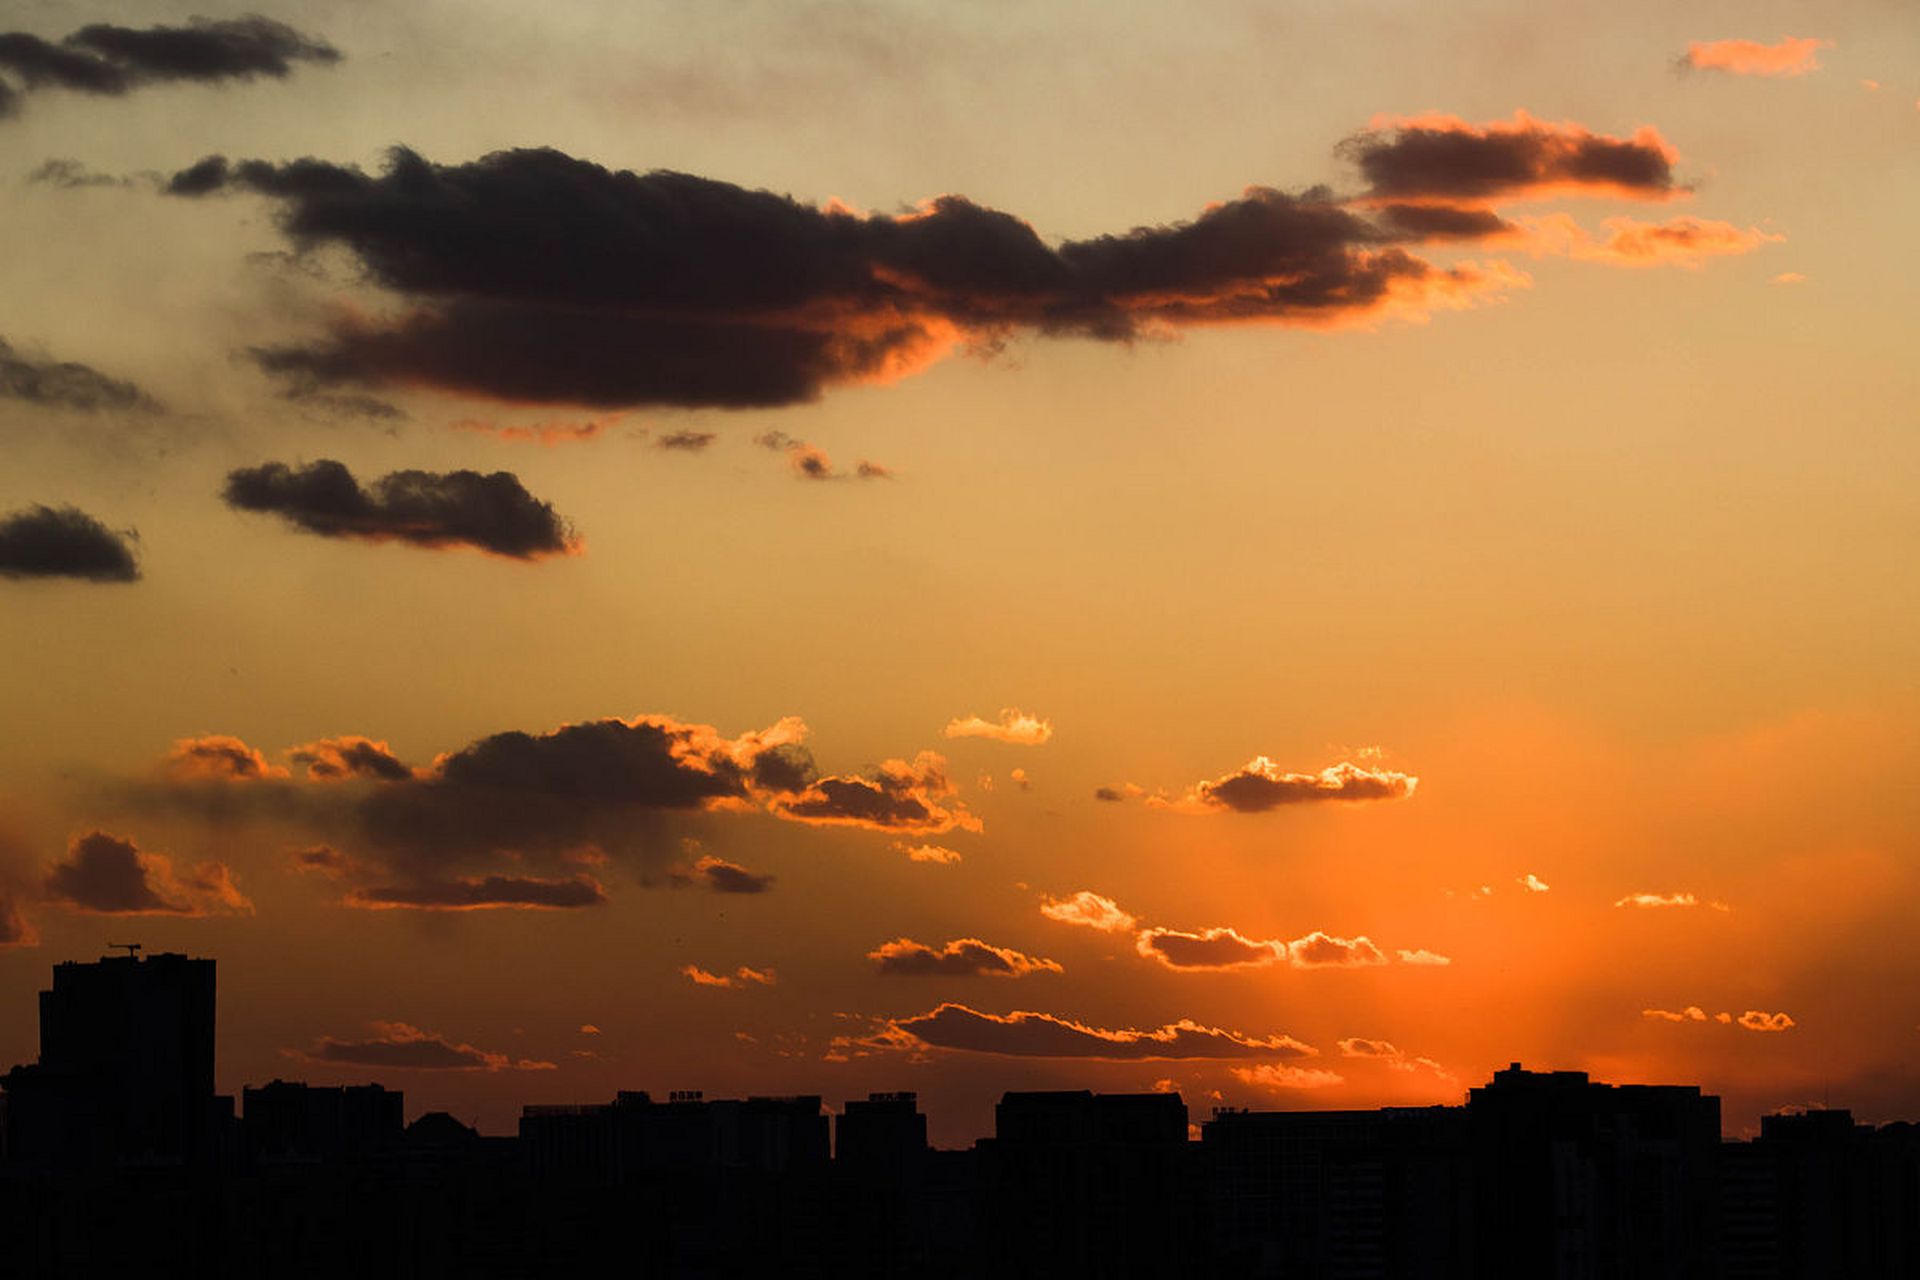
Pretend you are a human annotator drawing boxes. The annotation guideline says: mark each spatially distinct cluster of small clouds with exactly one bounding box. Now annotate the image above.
[1038,890,1445,973]
[1643,1006,1796,1033]
[125,713,969,917]
[682,964,777,990]
[753,431,891,481]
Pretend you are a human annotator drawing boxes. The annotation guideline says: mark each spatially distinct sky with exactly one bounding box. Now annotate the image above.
[0,0,1916,1145]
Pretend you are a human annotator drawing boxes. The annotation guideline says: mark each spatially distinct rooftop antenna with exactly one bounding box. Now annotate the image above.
[107,942,143,959]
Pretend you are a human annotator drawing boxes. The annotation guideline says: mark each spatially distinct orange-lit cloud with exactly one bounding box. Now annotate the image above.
[1615,892,1730,911]
[1286,931,1388,968]
[287,735,415,782]
[1337,1037,1453,1077]
[1517,873,1550,893]
[342,874,608,911]
[43,830,252,916]
[1342,111,1682,204]
[894,842,962,865]
[944,708,1054,745]
[1518,214,1781,268]
[1135,925,1286,971]
[1644,1006,1712,1023]
[1172,757,1417,813]
[1396,948,1452,966]
[1684,37,1830,78]
[1230,1063,1345,1090]
[1770,272,1807,285]
[890,1002,1318,1060]
[771,750,979,834]
[1039,890,1137,933]
[682,964,776,990]
[450,415,618,445]
[163,734,289,781]
[1738,1011,1796,1032]
[299,1020,554,1071]
[1093,783,1146,802]
[868,937,1063,978]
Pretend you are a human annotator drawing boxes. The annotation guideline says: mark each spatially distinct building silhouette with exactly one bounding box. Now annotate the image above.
[4,951,1920,1277]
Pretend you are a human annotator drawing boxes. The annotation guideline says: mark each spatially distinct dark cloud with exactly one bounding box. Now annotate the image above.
[770,751,978,834]
[0,337,161,412]
[890,1003,1316,1060]
[1184,757,1417,813]
[288,735,414,782]
[869,937,1061,978]
[1340,111,1679,203]
[162,146,1519,411]
[1134,926,1285,971]
[690,854,774,894]
[42,830,251,916]
[0,505,139,582]
[1376,203,1516,240]
[344,874,607,911]
[300,1021,552,1071]
[0,16,337,117]
[25,157,133,188]
[221,459,579,559]
[655,429,715,451]
[355,714,812,873]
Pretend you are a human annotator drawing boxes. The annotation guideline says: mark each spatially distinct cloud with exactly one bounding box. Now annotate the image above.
[682,964,776,989]
[689,854,774,894]
[287,735,415,782]
[1519,214,1781,268]
[163,734,289,781]
[1683,37,1830,78]
[25,158,134,189]
[1093,783,1145,802]
[1396,948,1452,966]
[0,17,338,119]
[1341,111,1681,203]
[889,1002,1317,1060]
[1738,1011,1795,1032]
[1231,1063,1344,1090]
[755,432,888,481]
[0,505,140,582]
[352,713,813,871]
[869,937,1063,978]
[1615,891,1730,911]
[1135,926,1286,971]
[1770,272,1807,285]
[1039,890,1136,933]
[43,830,252,916]
[770,750,978,833]
[1177,757,1417,813]
[160,145,1539,412]
[343,874,608,911]
[1286,931,1388,968]
[895,842,961,865]
[1335,1037,1452,1078]
[0,890,38,948]
[299,1020,552,1071]
[221,459,580,559]
[656,429,715,451]
[1517,873,1550,893]
[1643,1006,1712,1023]
[944,708,1053,745]
[451,416,616,446]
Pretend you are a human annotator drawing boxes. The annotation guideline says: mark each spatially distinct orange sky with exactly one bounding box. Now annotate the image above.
[1,0,1917,1145]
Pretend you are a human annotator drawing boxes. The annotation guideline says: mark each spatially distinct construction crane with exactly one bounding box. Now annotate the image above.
[107,942,143,958]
